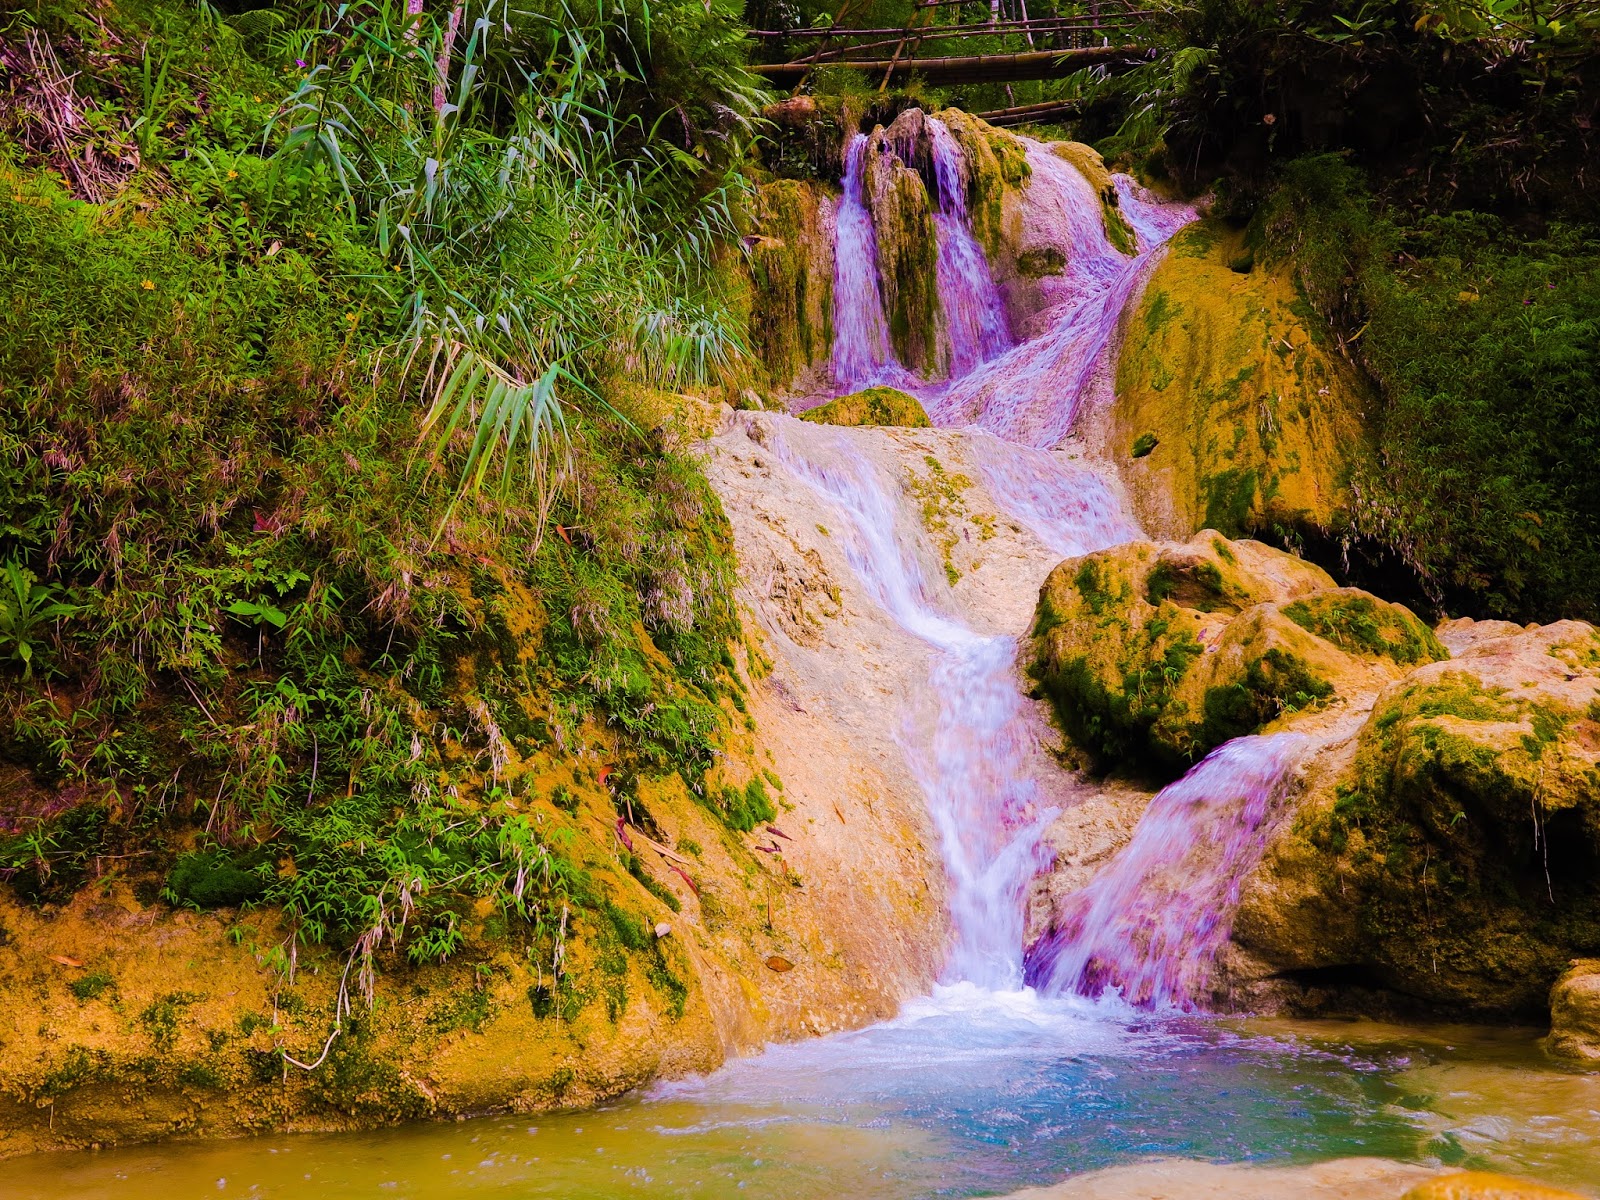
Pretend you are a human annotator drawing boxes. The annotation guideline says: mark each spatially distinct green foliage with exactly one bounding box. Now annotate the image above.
[711,777,776,833]
[1200,648,1333,745]
[1283,593,1448,664]
[1262,155,1600,619]
[69,970,114,1002]
[0,560,79,679]
[0,0,755,1010]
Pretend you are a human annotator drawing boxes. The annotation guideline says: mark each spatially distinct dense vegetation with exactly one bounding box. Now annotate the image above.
[0,0,766,1003]
[1082,0,1600,621]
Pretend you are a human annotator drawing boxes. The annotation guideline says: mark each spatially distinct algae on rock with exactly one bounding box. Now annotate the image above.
[864,111,944,377]
[1103,219,1374,542]
[747,178,836,389]
[1228,620,1600,1017]
[801,386,931,428]
[1029,532,1442,774]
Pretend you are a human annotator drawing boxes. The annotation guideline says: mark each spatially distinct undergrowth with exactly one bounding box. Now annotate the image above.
[0,0,769,1020]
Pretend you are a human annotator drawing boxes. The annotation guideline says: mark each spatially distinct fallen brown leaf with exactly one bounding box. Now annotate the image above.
[765,956,794,973]
[48,955,84,968]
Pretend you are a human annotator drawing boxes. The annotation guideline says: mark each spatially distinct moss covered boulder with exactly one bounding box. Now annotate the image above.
[1229,620,1600,1016]
[799,387,931,428]
[1105,218,1375,541]
[1029,532,1443,773]
[746,178,835,388]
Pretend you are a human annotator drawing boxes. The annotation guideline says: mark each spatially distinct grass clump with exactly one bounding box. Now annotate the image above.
[68,970,114,1002]
[1283,593,1448,665]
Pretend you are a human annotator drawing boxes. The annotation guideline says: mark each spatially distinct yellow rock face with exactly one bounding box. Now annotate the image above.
[1108,219,1374,540]
[1403,1171,1593,1200]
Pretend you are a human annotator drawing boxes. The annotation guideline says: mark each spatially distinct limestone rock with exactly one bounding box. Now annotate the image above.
[1549,958,1600,1062]
[1228,620,1600,1016]
[863,111,943,376]
[1028,531,1441,772]
[1098,217,1375,542]
[799,387,931,429]
[747,178,835,388]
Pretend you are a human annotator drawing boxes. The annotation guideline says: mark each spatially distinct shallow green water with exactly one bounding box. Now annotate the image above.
[10,988,1599,1199]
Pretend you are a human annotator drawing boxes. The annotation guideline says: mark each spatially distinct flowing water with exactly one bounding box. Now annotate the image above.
[16,120,1600,1198]
[927,117,1011,379]
[831,134,908,391]
[1025,734,1313,1007]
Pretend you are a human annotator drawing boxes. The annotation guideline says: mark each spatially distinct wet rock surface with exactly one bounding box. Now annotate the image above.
[1549,958,1600,1062]
[1227,620,1600,1017]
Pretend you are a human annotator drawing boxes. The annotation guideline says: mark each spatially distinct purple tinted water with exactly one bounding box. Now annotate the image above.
[830,134,902,390]
[1026,733,1312,1008]
[928,145,1195,447]
[769,428,1076,987]
[927,117,1011,378]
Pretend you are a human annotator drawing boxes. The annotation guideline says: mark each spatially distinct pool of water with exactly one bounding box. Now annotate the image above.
[11,985,1599,1199]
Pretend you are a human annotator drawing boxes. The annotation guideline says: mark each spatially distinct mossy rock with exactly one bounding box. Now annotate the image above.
[800,387,931,429]
[1028,532,1391,774]
[935,108,1030,260]
[1282,589,1448,666]
[1111,217,1377,541]
[864,112,943,376]
[748,179,835,387]
[1050,141,1136,255]
[1232,620,1600,1017]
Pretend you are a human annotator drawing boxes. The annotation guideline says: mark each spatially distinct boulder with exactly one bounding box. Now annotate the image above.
[1028,531,1442,774]
[1549,958,1600,1062]
[1099,217,1375,543]
[799,387,931,429]
[1228,620,1600,1016]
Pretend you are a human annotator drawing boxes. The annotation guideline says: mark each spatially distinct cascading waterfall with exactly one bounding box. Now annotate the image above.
[927,117,1011,378]
[818,117,1288,1012]
[1025,734,1312,1008]
[772,431,1080,986]
[830,134,902,390]
[929,146,1196,447]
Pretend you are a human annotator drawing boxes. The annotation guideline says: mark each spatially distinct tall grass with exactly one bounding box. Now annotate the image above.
[266,0,763,521]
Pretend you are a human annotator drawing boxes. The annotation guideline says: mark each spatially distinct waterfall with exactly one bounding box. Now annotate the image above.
[927,118,1011,378]
[929,147,1196,448]
[771,430,1137,989]
[812,115,1276,1011]
[1024,734,1311,1009]
[771,434,1048,987]
[830,134,901,391]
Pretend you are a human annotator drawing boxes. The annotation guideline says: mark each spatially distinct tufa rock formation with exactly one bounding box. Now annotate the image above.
[1028,531,1443,774]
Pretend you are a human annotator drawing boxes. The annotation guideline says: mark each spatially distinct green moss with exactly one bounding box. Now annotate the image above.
[1200,648,1333,745]
[164,850,267,909]
[800,386,931,428]
[1282,593,1448,665]
[69,970,114,1002]
[1202,467,1260,536]
[1131,432,1160,458]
